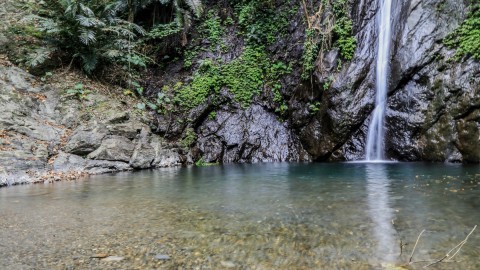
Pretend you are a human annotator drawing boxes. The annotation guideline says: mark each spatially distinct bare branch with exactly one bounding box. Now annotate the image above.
[409,229,426,263]
[424,225,477,268]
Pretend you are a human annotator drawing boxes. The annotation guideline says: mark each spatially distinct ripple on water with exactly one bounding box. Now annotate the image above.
[0,163,479,269]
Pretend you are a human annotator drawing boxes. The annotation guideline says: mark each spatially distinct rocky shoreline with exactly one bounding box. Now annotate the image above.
[0,62,190,187]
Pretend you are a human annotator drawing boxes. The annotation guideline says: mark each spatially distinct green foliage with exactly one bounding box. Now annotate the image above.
[332,17,356,60]
[323,76,333,90]
[17,0,146,74]
[167,45,289,112]
[195,157,219,166]
[272,83,288,115]
[444,4,480,60]
[175,59,222,108]
[331,0,356,60]
[301,0,356,79]
[65,83,91,100]
[308,101,321,115]
[234,0,291,45]
[144,22,181,40]
[302,29,320,80]
[222,46,267,107]
[208,111,217,119]
[201,10,223,46]
[181,127,197,148]
[183,49,198,68]
[40,71,53,82]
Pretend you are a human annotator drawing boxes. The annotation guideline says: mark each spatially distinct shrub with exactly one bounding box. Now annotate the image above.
[444,4,480,60]
[19,0,146,74]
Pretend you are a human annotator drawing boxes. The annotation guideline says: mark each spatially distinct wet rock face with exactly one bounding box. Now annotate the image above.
[196,105,311,163]
[297,0,479,163]
[386,0,479,163]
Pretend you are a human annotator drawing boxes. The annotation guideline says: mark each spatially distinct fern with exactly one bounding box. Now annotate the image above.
[18,0,147,74]
[76,15,102,27]
[79,52,98,73]
[16,0,202,74]
[79,29,96,45]
[26,47,55,67]
[185,0,203,18]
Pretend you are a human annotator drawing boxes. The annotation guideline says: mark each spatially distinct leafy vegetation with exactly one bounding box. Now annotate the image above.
[195,157,219,166]
[175,59,221,109]
[18,0,146,74]
[301,29,320,80]
[444,4,480,60]
[180,127,197,148]
[8,0,207,76]
[65,83,91,100]
[221,46,266,107]
[144,22,182,40]
[159,1,297,118]
[234,0,291,45]
[200,10,223,46]
[168,46,290,110]
[301,0,356,80]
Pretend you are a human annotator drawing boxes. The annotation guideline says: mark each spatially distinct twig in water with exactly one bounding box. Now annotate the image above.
[409,229,425,263]
[423,225,477,268]
[446,225,477,261]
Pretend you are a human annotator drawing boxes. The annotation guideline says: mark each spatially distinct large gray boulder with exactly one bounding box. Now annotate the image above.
[197,104,311,163]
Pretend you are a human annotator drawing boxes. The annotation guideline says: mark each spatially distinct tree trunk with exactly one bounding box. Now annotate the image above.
[128,0,134,22]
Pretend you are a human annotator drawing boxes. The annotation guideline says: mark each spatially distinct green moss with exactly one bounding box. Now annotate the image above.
[175,60,222,109]
[171,45,289,111]
[222,46,267,107]
[196,157,219,166]
[444,4,480,60]
[162,2,295,115]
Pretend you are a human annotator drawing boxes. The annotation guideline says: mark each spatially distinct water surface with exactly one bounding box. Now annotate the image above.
[1,163,479,269]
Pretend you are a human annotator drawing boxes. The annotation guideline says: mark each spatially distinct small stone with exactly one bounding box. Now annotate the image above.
[91,253,109,259]
[220,261,236,268]
[102,256,124,262]
[154,254,171,260]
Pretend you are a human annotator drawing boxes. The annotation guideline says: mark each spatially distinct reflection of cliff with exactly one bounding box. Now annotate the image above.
[366,164,398,261]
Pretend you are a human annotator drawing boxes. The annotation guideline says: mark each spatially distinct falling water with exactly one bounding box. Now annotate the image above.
[365,0,393,161]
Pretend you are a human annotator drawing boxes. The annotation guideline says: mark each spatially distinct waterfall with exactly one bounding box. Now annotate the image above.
[365,0,393,161]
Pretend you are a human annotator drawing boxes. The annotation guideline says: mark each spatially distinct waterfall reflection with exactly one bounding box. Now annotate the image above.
[366,164,398,262]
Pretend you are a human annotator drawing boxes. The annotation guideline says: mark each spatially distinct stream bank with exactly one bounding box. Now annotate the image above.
[0,62,188,186]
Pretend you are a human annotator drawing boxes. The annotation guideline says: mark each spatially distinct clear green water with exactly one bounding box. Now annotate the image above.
[0,163,479,269]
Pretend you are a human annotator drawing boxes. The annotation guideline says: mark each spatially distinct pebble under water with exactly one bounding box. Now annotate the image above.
[1,163,479,269]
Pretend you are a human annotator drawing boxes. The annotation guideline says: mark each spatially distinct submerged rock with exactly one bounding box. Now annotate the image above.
[154,254,171,260]
[101,256,124,262]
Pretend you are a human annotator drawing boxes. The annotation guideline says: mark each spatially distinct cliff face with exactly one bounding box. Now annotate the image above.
[142,0,478,163]
[291,0,479,162]
[1,0,478,178]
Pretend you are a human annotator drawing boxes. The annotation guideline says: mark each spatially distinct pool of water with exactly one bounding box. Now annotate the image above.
[1,163,479,269]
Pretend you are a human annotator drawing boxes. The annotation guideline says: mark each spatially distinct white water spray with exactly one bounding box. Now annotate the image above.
[365,0,393,161]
